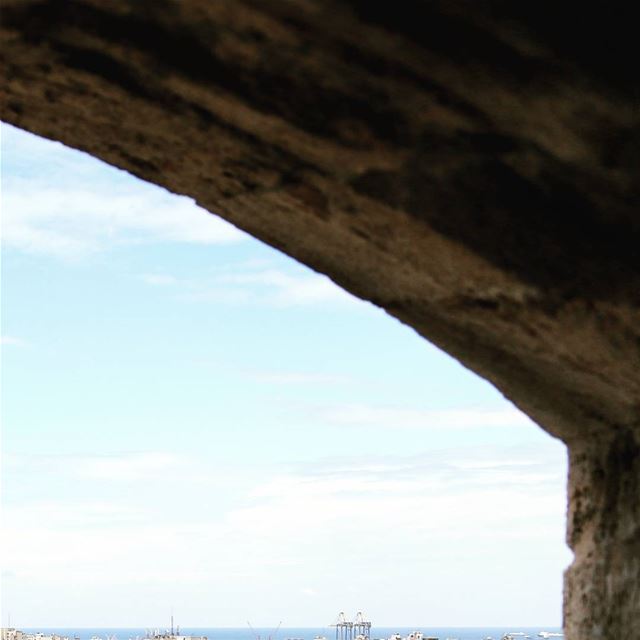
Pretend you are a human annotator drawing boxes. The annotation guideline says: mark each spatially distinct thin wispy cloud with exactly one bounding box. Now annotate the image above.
[5,501,144,529]
[146,262,366,309]
[226,443,568,547]
[3,185,246,257]
[216,268,358,306]
[75,451,184,481]
[274,451,561,498]
[5,451,187,482]
[1,335,28,347]
[2,182,246,259]
[180,267,360,308]
[139,273,179,286]
[246,370,352,385]
[3,444,569,624]
[2,123,247,258]
[322,404,535,430]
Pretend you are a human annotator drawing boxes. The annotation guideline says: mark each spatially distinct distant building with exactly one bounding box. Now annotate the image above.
[145,633,207,640]
[2,631,70,640]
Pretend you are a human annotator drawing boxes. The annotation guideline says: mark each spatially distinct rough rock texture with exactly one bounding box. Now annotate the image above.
[1,1,639,636]
[566,434,640,637]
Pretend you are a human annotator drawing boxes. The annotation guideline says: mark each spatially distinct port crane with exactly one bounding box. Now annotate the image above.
[330,612,370,640]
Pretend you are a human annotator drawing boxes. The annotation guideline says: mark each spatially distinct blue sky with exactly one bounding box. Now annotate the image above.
[1,123,571,628]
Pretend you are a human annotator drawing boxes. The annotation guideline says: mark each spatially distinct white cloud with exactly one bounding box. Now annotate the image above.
[6,501,143,530]
[5,450,186,482]
[74,451,184,481]
[247,370,352,385]
[2,180,247,259]
[140,273,179,286]
[322,404,534,430]
[217,269,356,306]
[1,335,28,347]
[181,267,363,308]
[136,260,360,309]
[223,444,568,551]
[2,444,569,625]
[2,123,247,258]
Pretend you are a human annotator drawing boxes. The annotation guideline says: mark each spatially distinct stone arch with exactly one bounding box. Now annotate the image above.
[2,2,638,637]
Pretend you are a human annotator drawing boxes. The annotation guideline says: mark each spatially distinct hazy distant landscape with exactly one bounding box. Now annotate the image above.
[16,629,564,640]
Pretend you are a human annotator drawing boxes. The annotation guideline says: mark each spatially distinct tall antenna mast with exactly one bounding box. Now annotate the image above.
[247,621,259,640]
[270,621,282,640]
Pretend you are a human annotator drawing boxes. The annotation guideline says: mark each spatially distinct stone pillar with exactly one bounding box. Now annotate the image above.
[564,430,640,639]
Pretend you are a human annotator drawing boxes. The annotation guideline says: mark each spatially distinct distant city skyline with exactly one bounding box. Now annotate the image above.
[1,124,571,627]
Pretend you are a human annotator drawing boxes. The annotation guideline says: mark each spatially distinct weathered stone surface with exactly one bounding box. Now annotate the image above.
[566,431,640,638]
[2,2,639,636]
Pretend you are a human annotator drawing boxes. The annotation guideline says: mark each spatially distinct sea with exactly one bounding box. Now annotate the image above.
[21,627,563,640]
